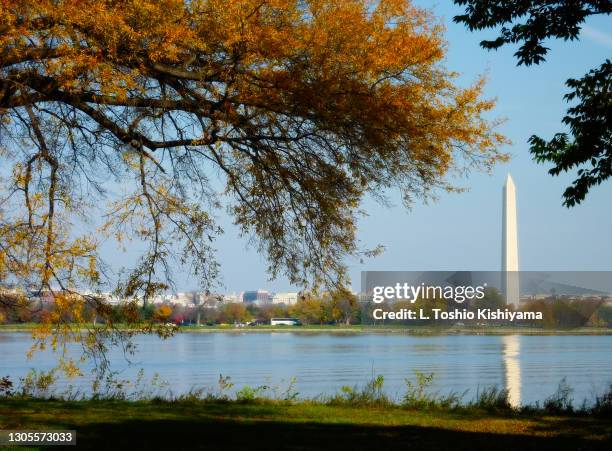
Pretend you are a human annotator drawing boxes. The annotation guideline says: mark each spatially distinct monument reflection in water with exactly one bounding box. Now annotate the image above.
[502,335,521,407]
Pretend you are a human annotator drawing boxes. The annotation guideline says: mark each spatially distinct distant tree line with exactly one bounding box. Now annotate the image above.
[2,287,610,328]
[160,290,362,326]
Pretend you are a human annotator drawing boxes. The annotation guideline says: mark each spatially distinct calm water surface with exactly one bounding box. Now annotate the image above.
[1,332,611,406]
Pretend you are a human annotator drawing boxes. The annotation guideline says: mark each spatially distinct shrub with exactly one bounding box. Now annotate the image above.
[0,376,14,397]
[402,371,463,409]
[19,369,57,398]
[591,384,612,417]
[470,386,512,412]
[235,385,270,403]
[543,378,574,414]
[329,375,391,407]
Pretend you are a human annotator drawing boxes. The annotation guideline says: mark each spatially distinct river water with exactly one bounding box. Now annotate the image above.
[1,332,611,406]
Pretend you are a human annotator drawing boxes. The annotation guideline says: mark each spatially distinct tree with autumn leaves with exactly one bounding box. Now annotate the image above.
[0,0,506,374]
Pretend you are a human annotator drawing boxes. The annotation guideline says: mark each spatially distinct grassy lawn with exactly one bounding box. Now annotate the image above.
[1,399,610,450]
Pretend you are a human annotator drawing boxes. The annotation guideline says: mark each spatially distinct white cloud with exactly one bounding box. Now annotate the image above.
[582,26,612,49]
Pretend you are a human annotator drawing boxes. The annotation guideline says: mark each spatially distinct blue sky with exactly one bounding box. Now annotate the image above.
[104,2,612,293]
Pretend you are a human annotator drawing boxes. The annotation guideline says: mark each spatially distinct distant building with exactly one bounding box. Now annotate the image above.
[199,294,223,309]
[222,293,243,304]
[99,292,123,306]
[165,292,200,307]
[243,290,271,305]
[272,292,299,305]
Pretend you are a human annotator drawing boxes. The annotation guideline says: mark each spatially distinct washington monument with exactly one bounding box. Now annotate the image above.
[502,174,520,307]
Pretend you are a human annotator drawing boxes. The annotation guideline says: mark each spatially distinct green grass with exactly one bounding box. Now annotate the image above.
[2,322,612,335]
[179,324,612,335]
[1,398,610,450]
[0,323,39,331]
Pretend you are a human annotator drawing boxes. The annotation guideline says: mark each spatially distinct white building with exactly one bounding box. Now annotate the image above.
[222,293,243,303]
[97,292,123,306]
[166,292,199,307]
[272,292,299,305]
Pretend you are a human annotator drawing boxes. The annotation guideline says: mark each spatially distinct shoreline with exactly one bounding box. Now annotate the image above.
[2,324,612,335]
